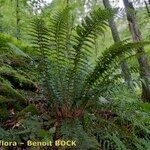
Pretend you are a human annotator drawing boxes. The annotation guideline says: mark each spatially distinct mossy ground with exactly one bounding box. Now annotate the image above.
[0,35,38,122]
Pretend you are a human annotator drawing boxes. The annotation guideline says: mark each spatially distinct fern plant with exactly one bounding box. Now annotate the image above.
[30,5,150,150]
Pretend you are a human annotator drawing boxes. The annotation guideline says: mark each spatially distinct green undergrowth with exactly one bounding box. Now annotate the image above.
[0,33,38,121]
[0,65,37,91]
[0,77,26,104]
[18,104,39,117]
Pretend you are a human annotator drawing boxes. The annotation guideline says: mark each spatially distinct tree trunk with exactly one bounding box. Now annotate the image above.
[144,0,150,17]
[123,0,150,102]
[102,0,133,88]
[16,0,20,39]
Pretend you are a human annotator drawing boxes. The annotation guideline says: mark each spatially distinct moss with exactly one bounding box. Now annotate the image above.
[14,74,37,91]
[0,33,38,122]
[0,54,30,68]
[0,66,37,91]
[0,33,32,56]
[0,104,9,120]
[18,104,39,117]
[4,55,30,67]
[0,65,16,75]
[0,81,27,105]
[0,95,22,108]
[0,95,16,103]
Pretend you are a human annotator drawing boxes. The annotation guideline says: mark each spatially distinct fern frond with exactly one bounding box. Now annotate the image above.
[88,41,150,85]
[30,18,58,102]
[29,6,75,104]
[69,8,114,102]
[30,18,50,59]
[47,7,75,103]
[72,8,113,74]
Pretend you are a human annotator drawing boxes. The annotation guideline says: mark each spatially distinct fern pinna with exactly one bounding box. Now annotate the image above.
[30,6,150,150]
